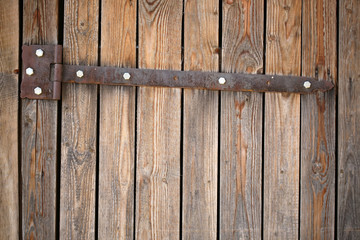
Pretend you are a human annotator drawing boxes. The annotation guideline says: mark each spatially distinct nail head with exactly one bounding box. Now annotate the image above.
[26,67,34,76]
[123,72,131,80]
[34,87,42,95]
[304,81,311,89]
[35,49,44,57]
[76,70,84,78]
[218,77,226,84]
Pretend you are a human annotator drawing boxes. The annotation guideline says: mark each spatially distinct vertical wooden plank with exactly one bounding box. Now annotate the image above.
[0,0,19,238]
[338,0,360,239]
[60,0,98,238]
[182,0,218,239]
[300,0,336,239]
[21,0,59,239]
[263,0,301,239]
[98,0,136,239]
[220,0,264,239]
[136,0,182,239]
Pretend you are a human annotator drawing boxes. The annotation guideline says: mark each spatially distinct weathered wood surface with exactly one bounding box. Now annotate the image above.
[338,0,360,239]
[136,0,182,239]
[0,0,19,239]
[98,0,136,239]
[60,0,98,238]
[220,0,263,239]
[182,0,218,239]
[21,0,59,239]
[264,0,301,239]
[300,0,336,239]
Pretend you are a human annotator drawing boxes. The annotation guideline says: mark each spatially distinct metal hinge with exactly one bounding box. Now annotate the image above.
[20,45,334,100]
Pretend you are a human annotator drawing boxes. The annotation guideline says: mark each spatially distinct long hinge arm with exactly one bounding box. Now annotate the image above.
[21,45,334,100]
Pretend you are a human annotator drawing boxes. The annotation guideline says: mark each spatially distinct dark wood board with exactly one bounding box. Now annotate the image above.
[338,0,360,239]
[21,0,59,238]
[300,0,337,238]
[60,0,99,238]
[182,0,219,239]
[0,1,19,238]
[98,0,136,239]
[220,0,264,239]
[136,0,182,239]
[263,0,301,238]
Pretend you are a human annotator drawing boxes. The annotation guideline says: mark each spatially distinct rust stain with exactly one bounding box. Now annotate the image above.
[234,100,247,197]
[240,0,252,43]
[313,94,329,181]
[234,99,251,237]
[32,7,43,40]
[312,185,327,240]
[316,0,326,67]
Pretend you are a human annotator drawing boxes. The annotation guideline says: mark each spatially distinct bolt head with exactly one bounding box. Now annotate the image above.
[123,72,131,80]
[218,77,226,85]
[26,67,34,76]
[35,49,44,57]
[76,70,84,78]
[34,87,42,95]
[303,81,311,89]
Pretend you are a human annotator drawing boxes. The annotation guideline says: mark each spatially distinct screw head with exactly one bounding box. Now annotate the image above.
[26,67,34,76]
[123,72,131,80]
[34,87,42,95]
[35,49,44,57]
[303,81,311,89]
[218,77,226,85]
[76,70,84,78]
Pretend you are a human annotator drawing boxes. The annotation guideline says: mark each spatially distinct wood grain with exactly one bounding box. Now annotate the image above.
[263,0,301,239]
[21,0,59,239]
[338,0,360,239]
[220,0,264,239]
[300,0,336,239]
[182,0,218,239]
[98,0,136,239]
[0,0,19,238]
[136,0,182,239]
[60,0,98,238]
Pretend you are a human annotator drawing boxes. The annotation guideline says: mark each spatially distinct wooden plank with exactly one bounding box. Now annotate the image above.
[300,0,336,239]
[136,0,182,239]
[21,0,59,239]
[338,0,360,239]
[220,0,264,239]
[60,0,98,238]
[98,0,136,239]
[263,0,301,238]
[0,0,19,239]
[182,0,218,239]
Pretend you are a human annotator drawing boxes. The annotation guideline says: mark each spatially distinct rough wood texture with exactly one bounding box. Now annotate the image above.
[60,0,98,238]
[21,0,59,239]
[182,0,218,239]
[300,0,336,239]
[220,0,264,239]
[264,0,301,239]
[136,0,182,239]
[98,0,136,239]
[338,0,360,239]
[0,1,19,239]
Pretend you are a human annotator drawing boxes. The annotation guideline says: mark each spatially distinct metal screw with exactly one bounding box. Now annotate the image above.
[218,77,226,84]
[76,70,84,78]
[26,67,34,76]
[123,72,131,80]
[303,81,311,89]
[36,49,44,57]
[34,87,42,95]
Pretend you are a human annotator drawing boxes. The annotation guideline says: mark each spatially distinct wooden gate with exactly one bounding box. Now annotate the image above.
[1,0,359,239]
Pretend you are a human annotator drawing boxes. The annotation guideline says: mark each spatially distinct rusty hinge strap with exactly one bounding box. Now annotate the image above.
[21,45,334,100]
